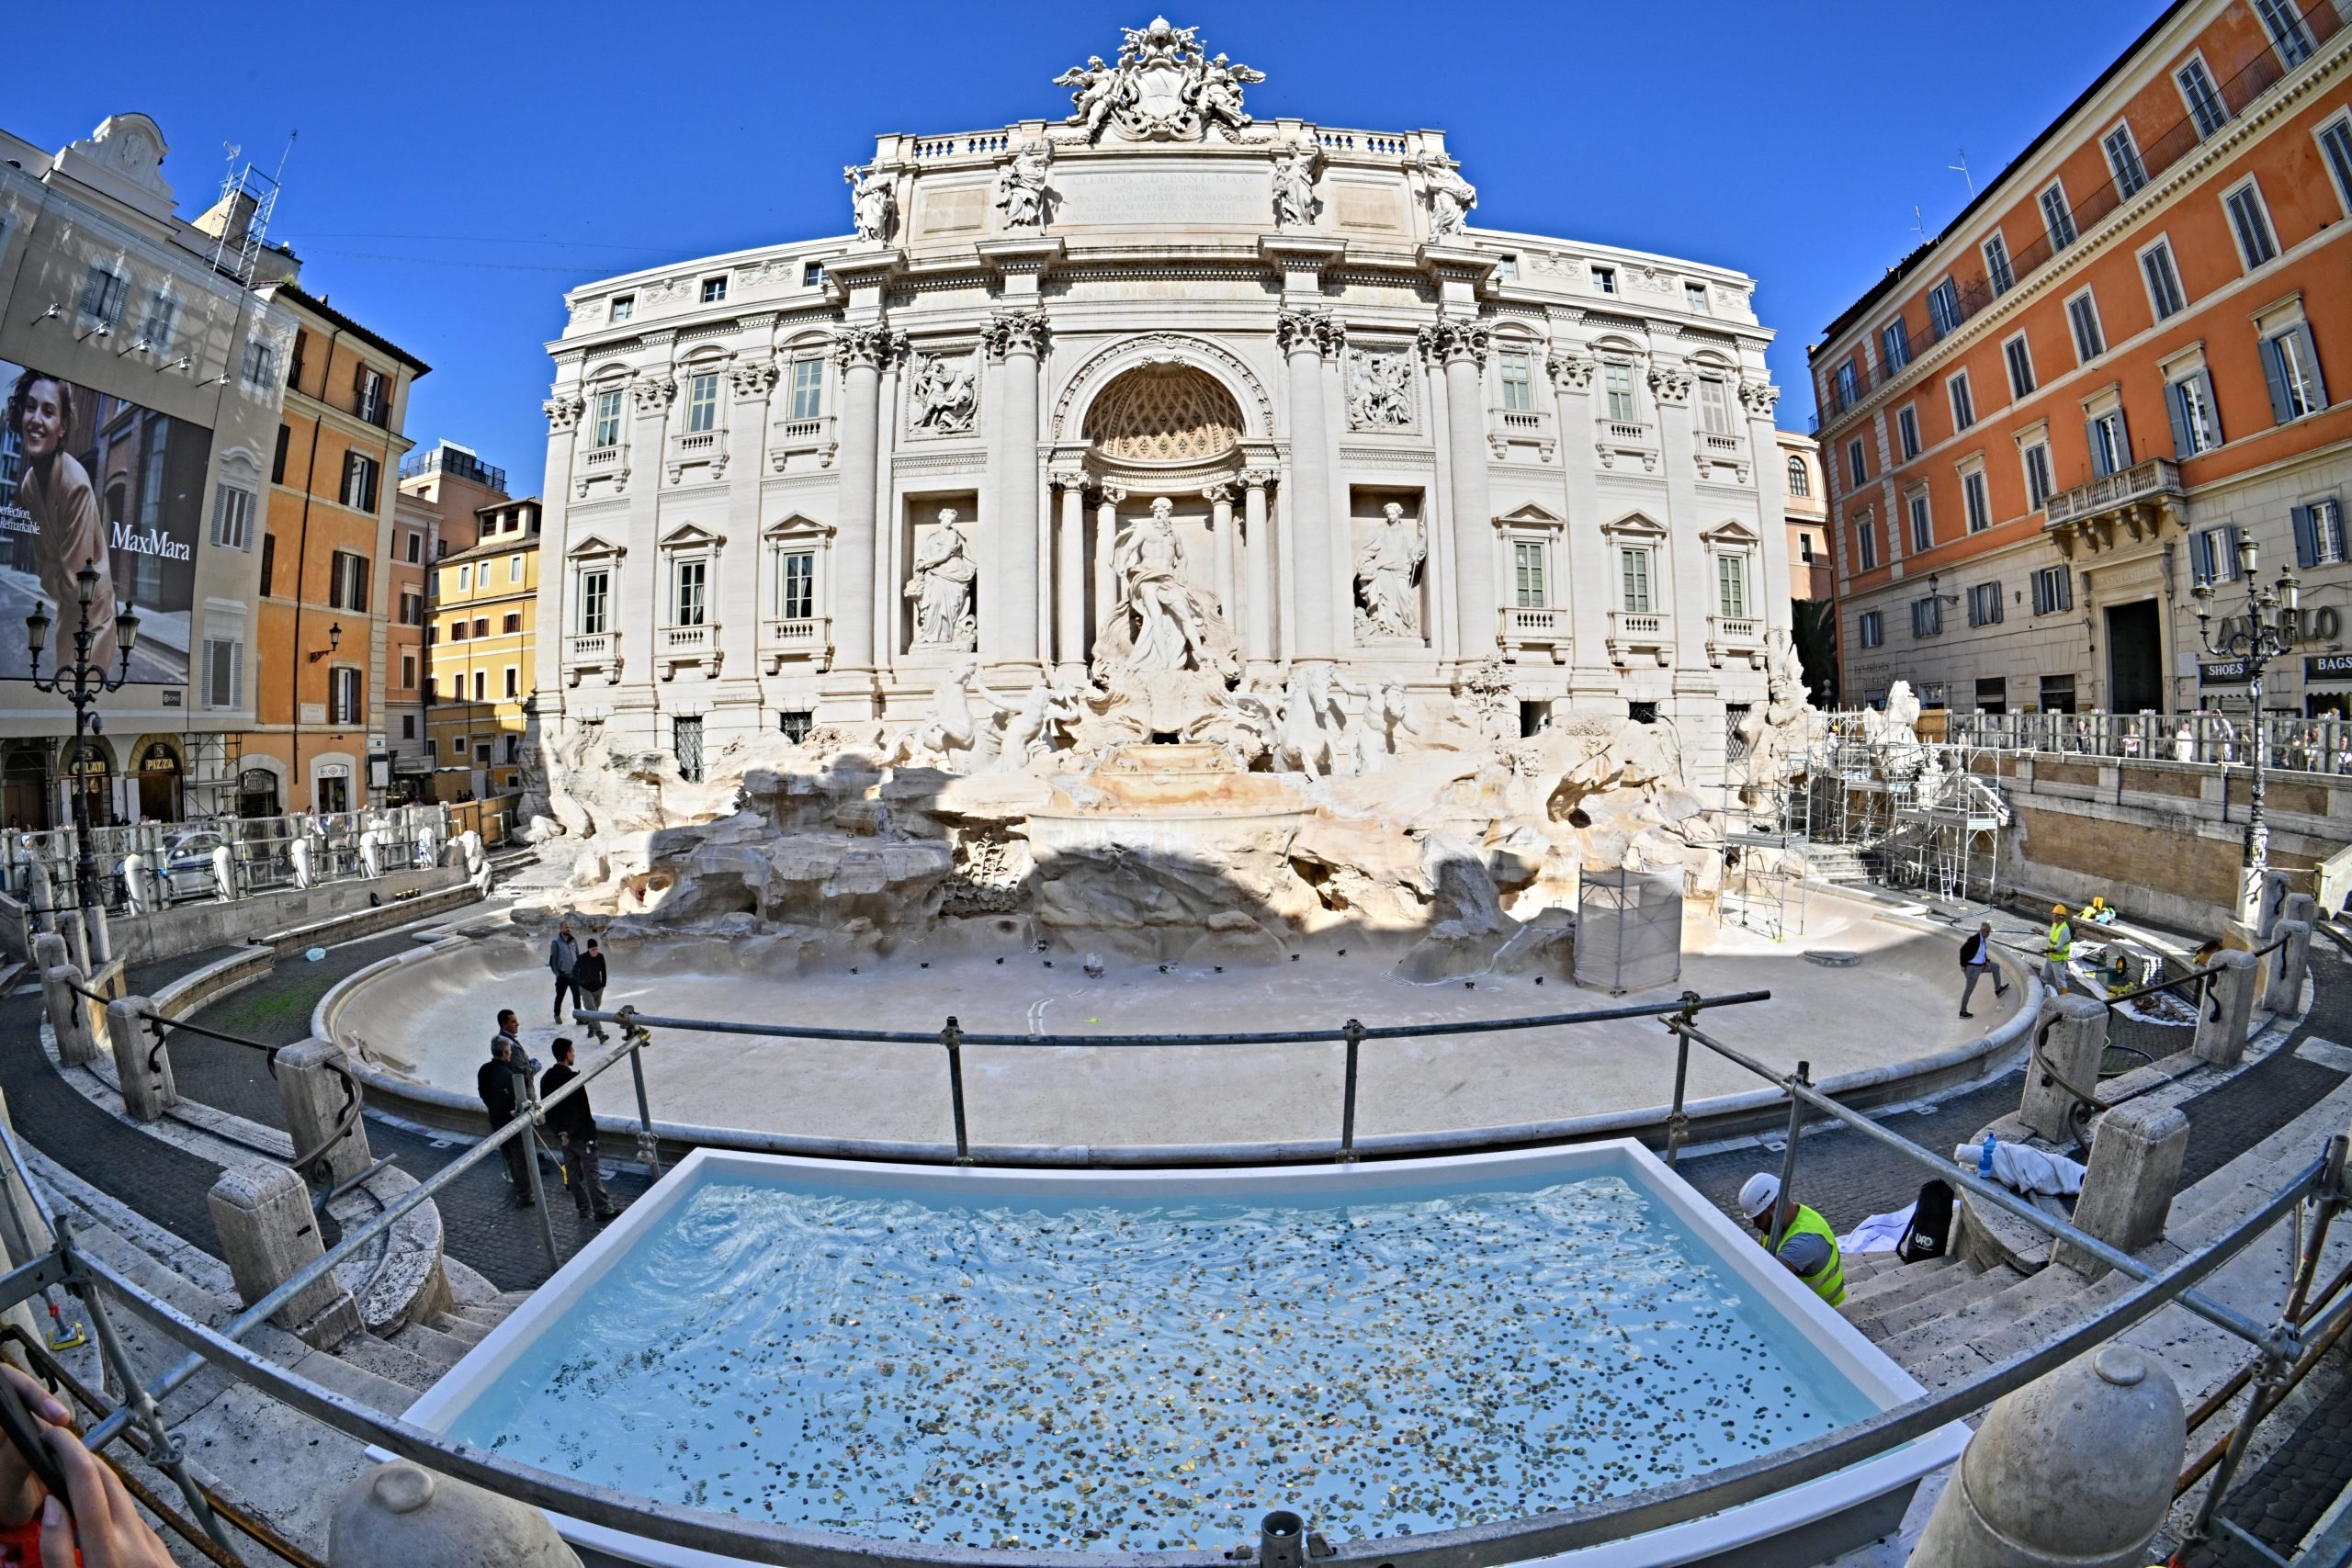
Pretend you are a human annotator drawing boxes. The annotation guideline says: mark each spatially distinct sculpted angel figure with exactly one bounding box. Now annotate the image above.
[1424,158,1477,239]
[844,164,895,243]
[1272,144,1318,227]
[906,510,978,649]
[994,144,1053,230]
[1354,502,1426,638]
[1193,52,1264,130]
[1108,497,1211,671]
[1054,56,1122,139]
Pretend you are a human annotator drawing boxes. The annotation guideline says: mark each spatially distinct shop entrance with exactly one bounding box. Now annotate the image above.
[2105,599,2164,713]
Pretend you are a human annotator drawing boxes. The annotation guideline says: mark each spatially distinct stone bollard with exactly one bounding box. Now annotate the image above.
[105,996,178,1122]
[207,1161,361,1348]
[2019,993,2106,1145]
[276,1039,374,1186]
[2263,920,2313,1017]
[2193,948,2260,1067]
[2281,891,2318,927]
[329,1461,583,1567]
[34,932,99,1068]
[2052,1100,2189,1279]
[1906,1344,2183,1568]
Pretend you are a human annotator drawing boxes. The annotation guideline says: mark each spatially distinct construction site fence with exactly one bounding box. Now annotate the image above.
[1945,710,2352,775]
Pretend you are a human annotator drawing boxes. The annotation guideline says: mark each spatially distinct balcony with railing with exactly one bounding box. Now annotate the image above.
[666,427,729,483]
[1706,613,1763,669]
[1595,419,1657,474]
[1497,605,1568,663]
[769,413,838,471]
[660,622,720,680]
[1607,608,1672,667]
[763,615,834,673]
[401,444,508,491]
[2042,458,2185,557]
[564,631,621,687]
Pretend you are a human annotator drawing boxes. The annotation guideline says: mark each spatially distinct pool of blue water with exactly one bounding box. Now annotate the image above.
[442,1167,1878,1551]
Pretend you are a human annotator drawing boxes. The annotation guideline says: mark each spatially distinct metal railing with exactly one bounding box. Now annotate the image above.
[1,970,2341,1565]
[1946,709,2352,777]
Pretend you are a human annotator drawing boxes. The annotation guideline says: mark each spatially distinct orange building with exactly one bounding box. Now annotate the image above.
[1814,0,2351,719]
[243,284,427,811]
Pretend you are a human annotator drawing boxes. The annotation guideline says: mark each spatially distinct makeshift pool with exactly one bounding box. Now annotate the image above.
[405,1146,1964,1567]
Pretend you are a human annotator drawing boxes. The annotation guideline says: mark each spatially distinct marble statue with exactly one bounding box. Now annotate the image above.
[211,842,235,902]
[289,833,315,890]
[1424,157,1476,239]
[908,350,978,434]
[995,144,1052,230]
[1272,143,1318,228]
[844,164,895,244]
[1354,502,1426,639]
[985,676,1091,772]
[1350,680,1419,773]
[1107,497,1213,671]
[1346,350,1413,430]
[1227,664,1348,781]
[906,510,978,649]
[1054,56,1121,140]
[1195,53,1264,132]
[357,825,386,878]
[889,658,1012,768]
[1055,18,1263,143]
[120,852,153,915]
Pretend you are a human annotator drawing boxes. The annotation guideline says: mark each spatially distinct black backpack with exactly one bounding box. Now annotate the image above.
[1898,1179,1955,1263]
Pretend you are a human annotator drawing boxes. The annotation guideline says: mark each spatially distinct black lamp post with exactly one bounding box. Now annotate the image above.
[2191,532,2302,928]
[27,559,141,921]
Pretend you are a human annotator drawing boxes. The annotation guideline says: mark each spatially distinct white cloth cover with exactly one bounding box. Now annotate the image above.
[1838,1202,1917,1255]
[1952,1141,2086,1197]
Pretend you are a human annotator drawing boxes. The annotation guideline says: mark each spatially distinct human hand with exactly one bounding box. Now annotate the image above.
[37,1423,175,1567]
[0,1362,70,1529]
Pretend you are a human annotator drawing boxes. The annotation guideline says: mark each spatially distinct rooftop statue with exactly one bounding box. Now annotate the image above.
[844,164,895,243]
[1054,17,1264,143]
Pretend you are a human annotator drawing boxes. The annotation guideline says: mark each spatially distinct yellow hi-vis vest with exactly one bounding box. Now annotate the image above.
[2046,919,2075,962]
[1775,1203,1847,1306]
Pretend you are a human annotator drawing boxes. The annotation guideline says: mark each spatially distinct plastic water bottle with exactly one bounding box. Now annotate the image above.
[1978,1134,1996,1179]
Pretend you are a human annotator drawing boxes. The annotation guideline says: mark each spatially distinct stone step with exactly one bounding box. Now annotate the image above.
[440,1300,510,1331]
[494,1290,536,1311]
[1866,1265,2026,1352]
[1838,1254,1962,1316]
[428,1310,492,1347]
[329,1332,447,1394]
[383,1319,475,1371]
[1840,1250,1903,1288]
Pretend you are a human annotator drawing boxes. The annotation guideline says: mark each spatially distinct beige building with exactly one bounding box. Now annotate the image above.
[1778,431,1830,602]
[425,498,540,799]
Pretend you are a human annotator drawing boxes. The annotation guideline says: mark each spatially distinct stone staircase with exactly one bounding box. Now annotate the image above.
[1798,843,1873,886]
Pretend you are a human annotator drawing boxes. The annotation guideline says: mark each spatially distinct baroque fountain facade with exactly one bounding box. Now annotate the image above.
[526,18,1811,964]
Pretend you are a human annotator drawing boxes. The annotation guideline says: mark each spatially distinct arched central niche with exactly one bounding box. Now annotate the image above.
[1082,365,1243,464]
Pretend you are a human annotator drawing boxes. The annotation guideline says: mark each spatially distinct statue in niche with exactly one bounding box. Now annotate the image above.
[1345,350,1413,430]
[1106,497,1213,671]
[908,351,978,434]
[844,164,895,243]
[1354,502,1426,639]
[888,657,1013,769]
[994,144,1053,231]
[1424,156,1477,240]
[905,510,978,649]
[1272,143,1319,228]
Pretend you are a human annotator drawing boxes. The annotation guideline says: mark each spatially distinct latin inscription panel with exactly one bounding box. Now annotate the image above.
[1053,166,1266,229]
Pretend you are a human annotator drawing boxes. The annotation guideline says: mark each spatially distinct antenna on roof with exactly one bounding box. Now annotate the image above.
[1948,148,1973,195]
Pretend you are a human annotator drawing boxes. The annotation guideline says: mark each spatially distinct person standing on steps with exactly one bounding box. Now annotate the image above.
[540,1036,620,1223]
[1958,921,2011,1019]
[573,938,609,1042]
[1738,1173,1846,1305]
[548,922,580,1023]
[2041,905,2075,991]
[479,1012,536,1206]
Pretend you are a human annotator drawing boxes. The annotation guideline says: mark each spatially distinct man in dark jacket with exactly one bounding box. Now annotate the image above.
[573,940,610,1043]
[1958,922,2010,1019]
[539,1036,618,1221]
[478,1010,535,1204]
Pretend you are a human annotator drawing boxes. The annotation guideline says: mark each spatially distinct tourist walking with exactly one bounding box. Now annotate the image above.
[478,1011,536,1206]
[1958,921,2010,1019]
[574,938,609,1042]
[540,1036,620,1223]
[1737,1173,1846,1305]
[548,923,580,1022]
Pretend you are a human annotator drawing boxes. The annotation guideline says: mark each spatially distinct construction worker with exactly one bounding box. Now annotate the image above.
[1738,1174,1846,1305]
[2042,904,2075,989]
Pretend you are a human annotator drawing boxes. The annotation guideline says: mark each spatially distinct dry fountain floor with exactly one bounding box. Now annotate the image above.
[340,904,2017,1150]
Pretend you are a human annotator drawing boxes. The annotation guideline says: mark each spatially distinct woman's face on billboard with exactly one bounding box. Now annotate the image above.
[15,378,66,459]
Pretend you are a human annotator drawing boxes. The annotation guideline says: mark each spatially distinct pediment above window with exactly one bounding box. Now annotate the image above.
[660,522,725,550]
[1698,518,1760,547]
[764,512,834,540]
[1495,503,1564,531]
[567,533,628,561]
[1600,509,1668,538]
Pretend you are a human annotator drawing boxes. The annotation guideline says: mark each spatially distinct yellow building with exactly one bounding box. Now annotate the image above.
[424,497,539,798]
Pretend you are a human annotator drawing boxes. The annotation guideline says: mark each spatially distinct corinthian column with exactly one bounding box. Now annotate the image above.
[1093,485,1126,644]
[984,311,1047,669]
[1428,319,1497,662]
[1051,469,1088,672]
[1278,310,1339,661]
[829,325,892,683]
[1204,482,1237,629]
[1240,469,1274,670]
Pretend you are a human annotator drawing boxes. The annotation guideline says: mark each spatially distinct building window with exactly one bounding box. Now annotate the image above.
[2089,408,2132,477]
[1833,361,1860,411]
[1603,363,1638,423]
[1785,455,1810,496]
[579,569,610,635]
[2065,293,2105,363]
[78,263,129,326]
[405,530,423,564]
[1513,539,1547,607]
[200,637,242,710]
[2022,438,2054,512]
[2141,240,2188,320]
[2293,497,2346,567]
[1845,437,1867,488]
[779,551,817,619]
[701,275,729,303]
[330,666,363,725]
[258,533,276,596]
[2178,58,2227,138]
[1716,554,1747,617]
[1928,277,1961,338]
[1907,490,1933,554]
[2255,0,2315,64]
[139,291,176,355]
[458,564,472,592]
[1855,509,1878,570]
[1911,596,1942,638]
[449,617,467,641]
[1496,254,1519,281]
[400,591,423,626]
[1962,468,1992,533]
[242,339,278,390]
[401,652,417,690]
[2031,565,2074,615]
[780,710,815,743]
[509,554,524,584]
[609,294,635,322]
[1498,350,1533,412]
[503,612,522,634]
[1697,377,1734,435]
[1591,265,1617,296]
[1684,281,1707,312]
[271,423,291,484]
[401,715,416,739]
[789,357,824,421]
[2040,183,2077,250]
[686,372,720,434]
[2004,333,2036,398]
[341,451,380,513]
[2193,524,2244,584]
[2167,369,2222,456]
[2320,114,2352,217]
[1858,609,1883,649]
[673,557,707,626]
[802,261,827,288]
[2040,674,2076,714]
[2223,181,2278,269]
[2103,125,2148,198]
[1975,677,2008,715]
[1880,319,1911,372]
[328,549,369,612]
[2261,321,2328,422]
[355,366,389,427]
[1949,370,1975,431]
[1983,235,2015,297]
[1619,547,1654,614]
[209,483,254,550]
[472,616,488,637]
[504,666,520,700]
[674,716,705,784]
[592,389,623,448]
[1895,405,1920,461]
[1967,581,2004,627]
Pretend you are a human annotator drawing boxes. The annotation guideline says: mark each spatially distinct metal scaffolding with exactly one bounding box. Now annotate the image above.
[1781,712,2011,909]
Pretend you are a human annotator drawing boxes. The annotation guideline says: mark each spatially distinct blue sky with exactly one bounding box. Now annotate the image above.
[27,1,2154,487]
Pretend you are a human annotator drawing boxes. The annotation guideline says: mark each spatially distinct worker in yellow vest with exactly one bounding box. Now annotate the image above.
[2043,904,2075,989]
[1738,1173,1846,1305]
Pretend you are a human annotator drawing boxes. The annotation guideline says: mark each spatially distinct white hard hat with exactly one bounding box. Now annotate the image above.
[1738,1173,1781,1218]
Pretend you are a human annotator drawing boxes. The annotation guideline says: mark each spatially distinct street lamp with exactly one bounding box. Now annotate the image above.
[27,560,141,925]
[2191,535,2302,928]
